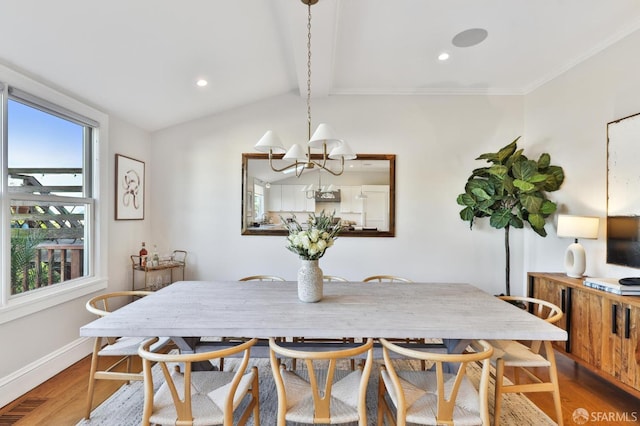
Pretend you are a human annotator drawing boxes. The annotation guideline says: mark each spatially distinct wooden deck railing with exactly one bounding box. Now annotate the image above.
[10,167,86,293]
[36,243,84,284]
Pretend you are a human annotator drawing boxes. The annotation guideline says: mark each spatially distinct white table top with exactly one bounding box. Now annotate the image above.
[80,281,567,342]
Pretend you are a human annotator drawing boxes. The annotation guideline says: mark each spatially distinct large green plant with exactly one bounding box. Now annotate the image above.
[10,228,45,294]
[456,137,564,295]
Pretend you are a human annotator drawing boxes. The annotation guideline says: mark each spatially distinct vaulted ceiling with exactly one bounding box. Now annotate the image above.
[2,0,639,131]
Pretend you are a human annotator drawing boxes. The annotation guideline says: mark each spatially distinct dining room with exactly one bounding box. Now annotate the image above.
[2,1,640,424]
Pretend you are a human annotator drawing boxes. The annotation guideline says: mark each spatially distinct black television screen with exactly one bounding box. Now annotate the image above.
[607,216,640,267]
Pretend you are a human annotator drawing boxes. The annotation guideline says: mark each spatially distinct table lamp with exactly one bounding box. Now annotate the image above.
[557,214,600,278]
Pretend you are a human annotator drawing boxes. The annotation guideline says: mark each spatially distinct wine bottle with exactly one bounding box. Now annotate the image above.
[139,242,147,267]
[152,245,160,267]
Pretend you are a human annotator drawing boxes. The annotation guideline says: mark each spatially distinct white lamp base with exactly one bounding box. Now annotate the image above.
[564,242,586,278]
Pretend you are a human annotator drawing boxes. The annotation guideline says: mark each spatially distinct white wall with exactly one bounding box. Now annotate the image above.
[524,29,640,279]
[151,94,524,295]
[0,114,151,407]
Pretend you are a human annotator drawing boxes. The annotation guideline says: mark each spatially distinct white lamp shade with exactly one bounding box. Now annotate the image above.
[557,215,599,239]
[255,130,286,154]
[328,141,357,160]
[308,123,342,151]
[283,143,308,162]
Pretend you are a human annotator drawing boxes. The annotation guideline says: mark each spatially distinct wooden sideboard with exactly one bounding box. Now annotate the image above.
[528,272,640,399]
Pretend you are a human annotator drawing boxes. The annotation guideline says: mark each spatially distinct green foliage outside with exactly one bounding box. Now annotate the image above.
[10,229,59,294]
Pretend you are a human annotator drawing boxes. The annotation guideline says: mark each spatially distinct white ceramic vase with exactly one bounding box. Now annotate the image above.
[297,259,323,303]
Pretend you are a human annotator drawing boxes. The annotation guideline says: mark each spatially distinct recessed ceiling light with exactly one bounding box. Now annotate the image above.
[452,28,488,48]
[196,79,208,87]
[438,52,450,61]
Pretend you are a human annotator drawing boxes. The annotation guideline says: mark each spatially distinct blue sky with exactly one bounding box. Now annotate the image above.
[8,99,83,168]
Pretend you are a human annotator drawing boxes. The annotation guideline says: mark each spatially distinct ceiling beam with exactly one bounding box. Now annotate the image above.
[279,0,339,98]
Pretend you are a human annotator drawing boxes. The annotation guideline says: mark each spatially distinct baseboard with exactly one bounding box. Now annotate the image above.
[0,337,93,408]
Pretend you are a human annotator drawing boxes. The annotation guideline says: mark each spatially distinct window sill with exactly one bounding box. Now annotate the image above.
[0,277,107,325]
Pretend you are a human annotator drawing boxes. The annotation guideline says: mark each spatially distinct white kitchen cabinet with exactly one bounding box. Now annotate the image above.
[339,186,363,213]
[268,184,315,213]
[362,185,389,231]
[280,185,295,211]
[267,185,282,212]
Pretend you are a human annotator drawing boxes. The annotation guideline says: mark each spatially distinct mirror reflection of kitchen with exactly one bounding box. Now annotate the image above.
[243,154,394,236]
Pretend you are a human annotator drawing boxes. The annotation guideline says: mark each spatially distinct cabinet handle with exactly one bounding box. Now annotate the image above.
[612,304,618,335]
[625,307,631,339]
[561,289,566,312]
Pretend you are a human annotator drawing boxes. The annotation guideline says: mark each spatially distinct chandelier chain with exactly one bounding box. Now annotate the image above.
[306,1,312,140]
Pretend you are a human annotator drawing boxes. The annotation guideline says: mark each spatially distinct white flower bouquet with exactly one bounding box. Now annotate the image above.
[282,210,342,260]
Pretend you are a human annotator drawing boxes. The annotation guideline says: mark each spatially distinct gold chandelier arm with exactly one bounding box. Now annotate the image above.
[266,150,302,173]
[311,156,345,176]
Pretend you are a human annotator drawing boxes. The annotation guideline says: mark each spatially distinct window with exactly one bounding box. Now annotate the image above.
[253,182,265,220]
[8,97,93,295]
[1,73,107,320]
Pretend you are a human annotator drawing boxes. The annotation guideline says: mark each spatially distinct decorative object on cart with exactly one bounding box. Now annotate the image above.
[456,137,564,295]
[253,0,356,178]
[130,250,187,291]
[281,210,341,302]
[556,214,599,278]
[115,154,145,220]
[138,242,147,267]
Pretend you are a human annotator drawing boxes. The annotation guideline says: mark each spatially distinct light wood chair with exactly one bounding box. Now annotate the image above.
[362,275,427,367]
[377,338,494,426]
[323,275,348,282]
[294,275,353,368]
[84,291,171,419]
[269,337,374,425]
[362,275,413,283]
[232,275,286,370]
[238,275,285,281]
[489,296,564,426]
[138,337,260,426]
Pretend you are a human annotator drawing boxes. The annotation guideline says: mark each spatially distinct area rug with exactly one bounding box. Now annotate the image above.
[77,358,556,425]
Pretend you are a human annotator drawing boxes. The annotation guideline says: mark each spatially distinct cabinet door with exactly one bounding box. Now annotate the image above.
[602,300,640,388]
[339,186,362,213]
[571,287,604,368]
[622,304,640,390]
[292,185,308,212]
[280,185,295,211]
[531,276,569,351]
[362,185,389,231]
[267,185,282,212]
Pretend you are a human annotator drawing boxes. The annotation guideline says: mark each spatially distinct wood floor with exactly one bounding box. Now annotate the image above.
[1,350,638,425]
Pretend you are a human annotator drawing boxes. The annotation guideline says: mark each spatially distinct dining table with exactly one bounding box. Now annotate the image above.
[80,280,567,357]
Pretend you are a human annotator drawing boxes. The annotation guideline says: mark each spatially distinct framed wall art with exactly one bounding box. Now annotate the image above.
[115,154,145,220]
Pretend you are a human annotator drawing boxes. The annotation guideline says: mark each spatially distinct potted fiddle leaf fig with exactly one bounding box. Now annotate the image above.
[456,137,564,296]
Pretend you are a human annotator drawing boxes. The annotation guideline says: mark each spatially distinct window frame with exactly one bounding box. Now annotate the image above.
[0,66,108,324]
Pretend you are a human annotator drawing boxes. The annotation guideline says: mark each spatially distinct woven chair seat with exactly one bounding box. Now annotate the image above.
[380,370,483,426]
[98,336,169,356]
[149,370,256,425]
[488,339,551,368]
[280,368,363,424]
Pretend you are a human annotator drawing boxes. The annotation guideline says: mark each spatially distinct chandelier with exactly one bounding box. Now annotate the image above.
[254,0,356,177]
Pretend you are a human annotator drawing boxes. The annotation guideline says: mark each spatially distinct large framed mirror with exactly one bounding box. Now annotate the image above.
[607,112,640,267]
[241,153,395,237]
